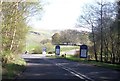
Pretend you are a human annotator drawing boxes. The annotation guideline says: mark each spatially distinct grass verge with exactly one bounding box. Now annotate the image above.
[60,55,120,71]
[60,45,79,52]
[2,56,26,79]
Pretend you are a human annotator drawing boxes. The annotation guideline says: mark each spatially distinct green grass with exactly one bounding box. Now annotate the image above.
[61,55,120,71]
[60,45,79,52]
[2,56,26,79]
[2,63,25,79]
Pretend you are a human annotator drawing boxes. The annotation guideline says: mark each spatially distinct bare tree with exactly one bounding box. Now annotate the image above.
[77,0,116,62]
[116,1,120,63]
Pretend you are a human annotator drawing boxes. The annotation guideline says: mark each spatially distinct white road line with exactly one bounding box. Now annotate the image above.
[61,66,85,79]
[56,64,94,81]
[44,59,94,81]
[66,67,94,81]
[63,66,94,81]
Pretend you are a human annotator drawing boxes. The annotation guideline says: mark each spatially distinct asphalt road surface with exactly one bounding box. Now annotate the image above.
[15,54,120,81]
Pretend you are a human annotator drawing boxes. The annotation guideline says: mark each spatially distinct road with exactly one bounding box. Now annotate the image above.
[15,54,120,81]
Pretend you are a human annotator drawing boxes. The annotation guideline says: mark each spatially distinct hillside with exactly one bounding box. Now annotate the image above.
[25,28,60,51]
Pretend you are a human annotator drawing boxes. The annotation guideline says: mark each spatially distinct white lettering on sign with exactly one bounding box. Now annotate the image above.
[81,49,87,57]
[56,49,60,54]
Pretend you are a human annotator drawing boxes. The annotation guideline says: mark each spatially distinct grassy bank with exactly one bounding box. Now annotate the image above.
[60,55,120,71]
[60,45,79,52]
[2,56,26,79]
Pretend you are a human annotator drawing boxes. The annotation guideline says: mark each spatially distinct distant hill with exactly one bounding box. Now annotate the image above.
[25,28,90,46]
[26,29,60,47]
[25,28,91,51]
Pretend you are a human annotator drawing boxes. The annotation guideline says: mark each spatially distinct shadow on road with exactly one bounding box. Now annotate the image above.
[15,58,84,80]
[14,54,120,81]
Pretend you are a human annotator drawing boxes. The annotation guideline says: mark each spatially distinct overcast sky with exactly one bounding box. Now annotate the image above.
[28,0,115,31]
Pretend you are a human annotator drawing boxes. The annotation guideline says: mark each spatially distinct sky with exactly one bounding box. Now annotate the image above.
[28,0,115,31]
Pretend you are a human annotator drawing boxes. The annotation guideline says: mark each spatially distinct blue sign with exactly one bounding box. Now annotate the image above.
[80,44,88,58]
[55,45,60,55]
[42,47,46,52]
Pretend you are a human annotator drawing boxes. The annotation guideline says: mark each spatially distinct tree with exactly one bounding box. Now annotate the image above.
[1,1,43,63]
[77,0,117,62]
[41,39,51,45]
[60,30,77,44]
[116,1,120,63]
[59,29,89,45]
[52,33,60,45]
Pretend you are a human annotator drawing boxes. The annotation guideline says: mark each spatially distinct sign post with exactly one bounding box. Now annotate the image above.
[42,47,46,57]
[55,45,60,57]
[80,44,88,58]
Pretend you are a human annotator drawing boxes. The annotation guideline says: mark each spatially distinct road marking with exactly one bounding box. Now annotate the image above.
[56,63,94,81]
[61,66,85,79]
[61,65,94,81]
[44,59,94,81]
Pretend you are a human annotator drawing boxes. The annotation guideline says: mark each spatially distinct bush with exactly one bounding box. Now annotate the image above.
[44,43,54,53]
[48,51,53,54]
[2,51,16,64]
[30,43,54,54]
[73,50,80,57]
[31,45,42,54]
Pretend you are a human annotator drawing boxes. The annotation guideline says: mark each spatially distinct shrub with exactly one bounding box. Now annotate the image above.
[31,45,42,54]
[48,51,53,54]
[44,43,54,53]
[73,50,80,57]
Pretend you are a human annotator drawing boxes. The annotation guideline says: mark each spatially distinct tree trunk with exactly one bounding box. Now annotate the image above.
[92,25,98,61]
[10,2,18,52]
[103,39,109,62]
[117,1,120,63]
[111,40,115,64]
[100,1,103,62]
